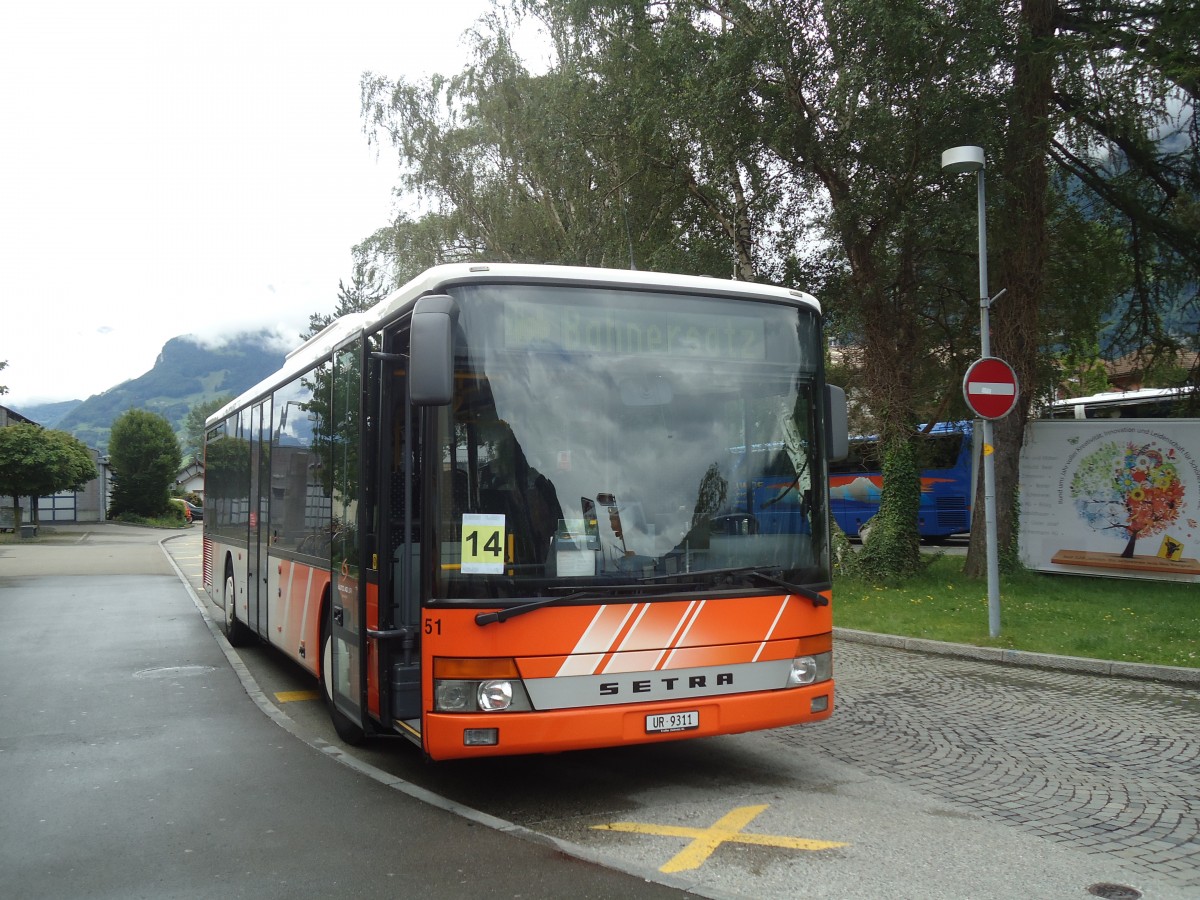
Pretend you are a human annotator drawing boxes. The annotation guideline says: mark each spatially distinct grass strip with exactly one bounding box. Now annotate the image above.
[834,555,1199,669]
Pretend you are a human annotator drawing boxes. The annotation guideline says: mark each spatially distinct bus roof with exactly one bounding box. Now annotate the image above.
[1045,386,1187,418]
[373,262,820,315]
[207,263,820,428]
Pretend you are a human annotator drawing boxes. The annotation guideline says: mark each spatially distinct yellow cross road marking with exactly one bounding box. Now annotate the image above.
[274,690,320,703]
[592,803,847,873]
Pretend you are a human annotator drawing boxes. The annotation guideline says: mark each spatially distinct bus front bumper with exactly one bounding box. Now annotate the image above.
[419,681,834,761]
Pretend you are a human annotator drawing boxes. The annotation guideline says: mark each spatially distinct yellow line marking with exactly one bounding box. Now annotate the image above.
[592,803,847,873]
[274,690,320,703]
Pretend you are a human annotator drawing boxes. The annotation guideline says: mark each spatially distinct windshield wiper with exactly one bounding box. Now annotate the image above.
[475,589,616,626]
[641,566,829,608]
[743,569,829,608]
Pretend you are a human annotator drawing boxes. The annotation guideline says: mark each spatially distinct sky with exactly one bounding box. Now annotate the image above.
[1,0,527,409]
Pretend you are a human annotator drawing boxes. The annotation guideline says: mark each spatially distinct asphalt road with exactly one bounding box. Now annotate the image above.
[0,525,690,900]
[2,524,1197,899]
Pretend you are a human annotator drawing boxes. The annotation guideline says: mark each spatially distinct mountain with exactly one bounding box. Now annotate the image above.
[54,333,287,452]
[14,399,83,429]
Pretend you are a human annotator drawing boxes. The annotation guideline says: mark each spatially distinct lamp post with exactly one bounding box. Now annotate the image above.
[941,145,1002,638]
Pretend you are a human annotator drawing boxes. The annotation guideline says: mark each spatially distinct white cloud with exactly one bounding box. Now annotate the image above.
[0,0,505,407]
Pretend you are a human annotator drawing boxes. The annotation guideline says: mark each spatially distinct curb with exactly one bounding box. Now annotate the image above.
[834,627,1200,685]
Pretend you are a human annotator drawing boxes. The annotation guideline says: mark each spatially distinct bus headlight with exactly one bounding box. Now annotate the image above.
[432,658,533,713]
[434,680,475,712]
[478,680,514,711]
[789,652,832,686]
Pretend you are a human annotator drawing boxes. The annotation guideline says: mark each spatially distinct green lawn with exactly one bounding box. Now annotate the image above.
[834,555,1199,669]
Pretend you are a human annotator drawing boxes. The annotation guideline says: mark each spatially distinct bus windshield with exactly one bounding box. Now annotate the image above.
[433,283,828,600]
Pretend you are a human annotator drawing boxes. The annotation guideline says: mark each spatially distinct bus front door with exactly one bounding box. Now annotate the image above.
[377,331,422,728]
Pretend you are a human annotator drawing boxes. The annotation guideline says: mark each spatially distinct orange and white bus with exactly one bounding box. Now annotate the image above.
[202,263,848,760]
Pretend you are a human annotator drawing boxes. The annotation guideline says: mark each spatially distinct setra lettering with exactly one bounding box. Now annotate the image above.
[597,672,734,697]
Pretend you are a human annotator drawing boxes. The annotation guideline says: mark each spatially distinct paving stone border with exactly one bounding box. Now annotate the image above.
[835,627,1200,685]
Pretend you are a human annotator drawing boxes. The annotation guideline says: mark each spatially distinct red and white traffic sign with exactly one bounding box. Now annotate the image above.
[963,357,1019,419]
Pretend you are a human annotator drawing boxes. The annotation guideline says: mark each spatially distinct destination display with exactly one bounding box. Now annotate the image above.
[502,298,767,361]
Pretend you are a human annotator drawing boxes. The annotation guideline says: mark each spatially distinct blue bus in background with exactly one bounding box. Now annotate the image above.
[828,422,975,540]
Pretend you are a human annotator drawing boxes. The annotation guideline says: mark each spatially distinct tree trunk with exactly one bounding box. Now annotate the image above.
[851,245,923,577]
[965,0,1057,576]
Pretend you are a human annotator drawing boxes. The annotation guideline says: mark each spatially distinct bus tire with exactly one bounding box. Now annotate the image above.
[221,564,252,647]
[320,608,366,745]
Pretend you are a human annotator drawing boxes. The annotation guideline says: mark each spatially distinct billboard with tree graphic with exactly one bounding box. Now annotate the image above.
[1020,420,1199,583]
[1070,440,1185,558]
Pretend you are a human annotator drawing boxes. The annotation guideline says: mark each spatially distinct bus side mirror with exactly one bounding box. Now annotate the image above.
[825,384,849,462]
[409,294,458,406]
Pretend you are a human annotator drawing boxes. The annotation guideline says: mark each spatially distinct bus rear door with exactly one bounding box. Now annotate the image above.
[328,340,365,737]
[247,399,272,638]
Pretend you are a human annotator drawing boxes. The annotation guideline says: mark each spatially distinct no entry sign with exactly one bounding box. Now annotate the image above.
[963,357,1019,419]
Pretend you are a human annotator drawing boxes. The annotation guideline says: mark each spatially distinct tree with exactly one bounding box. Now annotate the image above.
[304,264,390,341]
[107,409,182,519]
[756,0,1006,576]
[0,424,97,529]
[965,0,1200,575]
[360,7,741,280]
[182,395,232,464]
[1052,0,1200,362]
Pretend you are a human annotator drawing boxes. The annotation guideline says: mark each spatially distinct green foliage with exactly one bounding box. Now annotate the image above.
[107,410,182,519]
[0,359,7,395]
[359,4,751,278]
[0,424,97,528]
[1055,345,1112,401]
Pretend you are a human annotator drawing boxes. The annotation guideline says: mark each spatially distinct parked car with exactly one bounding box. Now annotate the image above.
[170,498,192,523]
[182,500,203,522]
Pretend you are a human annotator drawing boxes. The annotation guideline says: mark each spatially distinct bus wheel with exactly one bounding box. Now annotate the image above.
[221,568,252,646]
[320,616,366,745]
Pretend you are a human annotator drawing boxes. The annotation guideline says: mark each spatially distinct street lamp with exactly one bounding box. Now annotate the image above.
[941,145,1002,638]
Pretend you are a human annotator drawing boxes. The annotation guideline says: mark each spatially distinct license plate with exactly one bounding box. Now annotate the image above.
[645,710,699,734]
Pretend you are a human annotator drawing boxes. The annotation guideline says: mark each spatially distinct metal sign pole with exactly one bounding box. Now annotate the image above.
[976,167,1001,638]
[943,145,1002,638]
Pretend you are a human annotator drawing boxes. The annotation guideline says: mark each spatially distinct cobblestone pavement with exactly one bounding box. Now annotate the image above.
[773,641,1200,890]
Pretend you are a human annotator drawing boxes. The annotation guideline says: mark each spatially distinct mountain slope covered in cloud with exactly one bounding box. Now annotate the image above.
[52,332,286,452]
